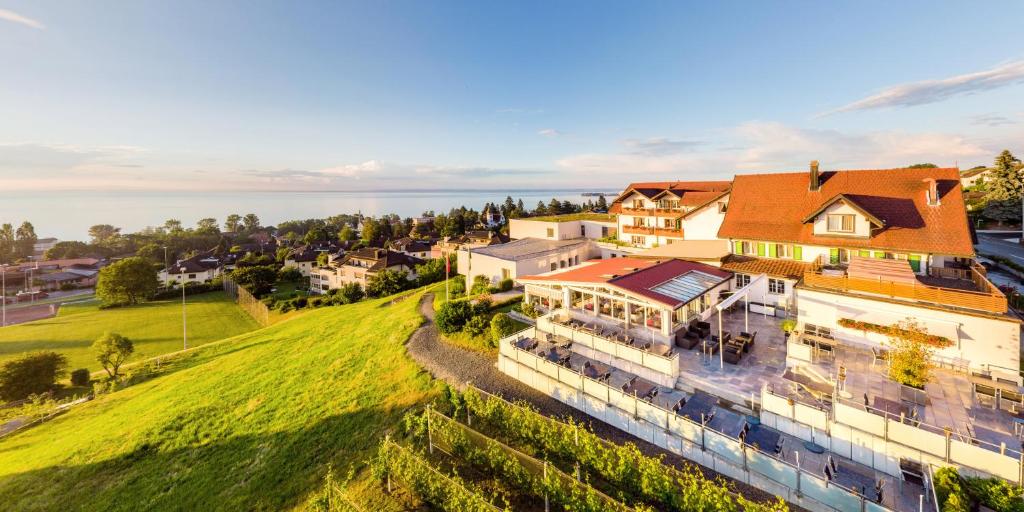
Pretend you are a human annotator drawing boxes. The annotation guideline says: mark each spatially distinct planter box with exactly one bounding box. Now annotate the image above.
[749,302,776,316]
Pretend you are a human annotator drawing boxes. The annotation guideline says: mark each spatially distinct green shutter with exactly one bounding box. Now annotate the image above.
[829,248,839,265]
[757,243,766,257]
[767,243,777,258]
[794,245,803,261]
[733,241,743,254]
[859,250,871,258]
[908,254,921,273]
[874,251,884,259]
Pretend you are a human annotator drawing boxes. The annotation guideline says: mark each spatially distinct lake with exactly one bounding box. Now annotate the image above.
[0,189,619,241]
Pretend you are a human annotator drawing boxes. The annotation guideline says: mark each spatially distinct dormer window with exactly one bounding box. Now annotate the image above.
[632,199,644,209]
[826,214,855,233]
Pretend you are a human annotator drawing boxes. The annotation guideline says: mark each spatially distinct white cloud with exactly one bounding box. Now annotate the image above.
[822,60,1024,116]
[0,9,44,30]
[318,160,383,178]
[556,121,996,178]
[970,113,1017,127]
[537,128,562,138]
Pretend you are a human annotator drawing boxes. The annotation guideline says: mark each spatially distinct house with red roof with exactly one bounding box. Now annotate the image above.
[609,180,731,248]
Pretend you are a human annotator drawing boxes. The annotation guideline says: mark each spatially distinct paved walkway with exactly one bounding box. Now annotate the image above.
[404,292,791,507]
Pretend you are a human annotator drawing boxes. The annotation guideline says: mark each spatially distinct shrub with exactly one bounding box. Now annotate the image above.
[338,282,364,304]
[497,278,514,292]
[366,269,411,298]
[470,275,491,295]
[449,275,466,297]
[230,265,278,296]
[472,296,492,316]
[780,318,796,333]
[520,302,540,318]
[839,318,953,348]
[0,351,69,401]
[291,297,308,309]
[70,368,91,387]
[965,476,1024,512]
[463,315,489,337]
[934,467,971,512]
[490,313,516,342]
[886,319,934,389]
[436,300,474,334]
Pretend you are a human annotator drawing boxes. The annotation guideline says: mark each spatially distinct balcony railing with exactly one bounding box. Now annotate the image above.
[622,225,683,237]
[622,225,655,235]
[802,261,1007,314]
[620,207,685,218]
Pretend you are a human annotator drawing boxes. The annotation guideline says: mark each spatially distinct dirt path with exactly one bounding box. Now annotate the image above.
[404,292,790,507]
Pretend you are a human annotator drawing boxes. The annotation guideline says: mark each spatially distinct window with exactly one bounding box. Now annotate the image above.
[741,241,755,255]
[546,227,554,238]
[560,260,567,269]
[776,244,793,259]
[768,278,785,295]
[574,255,579,265]
[827,214,855,233]
[839,248,850,264]
[717,202,728,213]
[580,225,586,237]
[632,199,644,209]
[601,226,609,237]
[631,235,645,246]
[188,273,196,279]
[633,218,646,227]
[501,268,511,280]
[550,262,557,271]
[735,274,751,287]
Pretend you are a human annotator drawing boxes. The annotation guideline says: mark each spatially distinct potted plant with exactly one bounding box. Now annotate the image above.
[780,318,797,335]
[886,319,934,402]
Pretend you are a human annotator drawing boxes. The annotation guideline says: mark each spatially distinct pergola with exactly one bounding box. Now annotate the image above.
[712,273,768,369]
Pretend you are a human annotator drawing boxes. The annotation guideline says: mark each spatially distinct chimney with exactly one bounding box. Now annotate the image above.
[809,161,820,191]
[922,178,940,206]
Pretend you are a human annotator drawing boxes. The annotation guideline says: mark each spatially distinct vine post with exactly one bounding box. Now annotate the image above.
[543,461,550,512]
[426,404,434,455]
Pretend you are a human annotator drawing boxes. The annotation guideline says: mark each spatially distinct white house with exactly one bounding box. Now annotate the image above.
[458,237,600,288]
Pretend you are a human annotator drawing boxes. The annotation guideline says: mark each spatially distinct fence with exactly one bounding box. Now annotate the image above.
[222,277,270,326]
[759,388,1024,486]
[497,332,893,512]
[377,438,501,511]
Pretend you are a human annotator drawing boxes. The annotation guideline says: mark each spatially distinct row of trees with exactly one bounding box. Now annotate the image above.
[0,332,134,402]
[0,221,37,264]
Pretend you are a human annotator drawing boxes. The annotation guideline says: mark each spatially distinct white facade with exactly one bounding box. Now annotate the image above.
[458,239,600,287]
[509,218,616,241]
[158,266,221,287]
[282,258,318,276]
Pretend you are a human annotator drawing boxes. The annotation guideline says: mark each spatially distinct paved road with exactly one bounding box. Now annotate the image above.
[977,233,1024,264]
[404,292,789,508]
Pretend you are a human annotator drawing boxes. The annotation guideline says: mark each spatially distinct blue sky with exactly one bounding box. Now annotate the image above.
[1,1,1023,191]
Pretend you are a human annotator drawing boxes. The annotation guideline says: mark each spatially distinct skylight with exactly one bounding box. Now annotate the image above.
[649,271,721,304]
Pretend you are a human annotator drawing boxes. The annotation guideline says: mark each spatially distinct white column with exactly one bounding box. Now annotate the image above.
[661,309,670,338]
[592,293,599,316]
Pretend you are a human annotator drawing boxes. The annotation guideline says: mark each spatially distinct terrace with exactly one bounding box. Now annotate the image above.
[802,257,1007,314]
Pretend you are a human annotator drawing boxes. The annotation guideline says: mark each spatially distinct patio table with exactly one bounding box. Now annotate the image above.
[871,396,908,418]
[677,392,718,423]
[543,346,572,364]
[744,425,783,454]
[624,378,658,400]
[583,361,612,381]
[513,338,538,351]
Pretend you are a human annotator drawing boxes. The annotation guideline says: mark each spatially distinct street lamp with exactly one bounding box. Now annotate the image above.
[180,266,188,350]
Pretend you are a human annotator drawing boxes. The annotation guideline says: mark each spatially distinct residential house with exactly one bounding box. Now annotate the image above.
[960,167,991,189]
[609,181,732,248]
[310,248,422,294]
[158,254,223,287]
[32,237,59,256]
[431,230,507,259]
[458,237,600,288]
[390,237,435,260]
[282,241,346,276]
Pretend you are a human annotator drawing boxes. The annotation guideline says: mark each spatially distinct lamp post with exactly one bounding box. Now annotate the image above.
[180,265,188,350]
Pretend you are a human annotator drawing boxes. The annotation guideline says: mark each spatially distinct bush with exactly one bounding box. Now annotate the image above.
[59,283,77,291]
[965,475,1024,512]
[887,319,934,389]
[934,467,970,512]
[70,368,91,387]
[436,300,474,334]
[470,275,491,295]
[0,351,68,401]
[520,302,540,318]
[366,269,412,298]
[472,296,492,316]
[490,313,516,342]
[338,282,364,304]
[152,281,220,299]
[497,278,514,292]
[463,315,489,337]
[449,275,466,297]
[278,267,303,282]
[230,265,278,296]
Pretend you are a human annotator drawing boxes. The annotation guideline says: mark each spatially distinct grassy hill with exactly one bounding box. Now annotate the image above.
[0,292,260,372]
[0,289,439,510]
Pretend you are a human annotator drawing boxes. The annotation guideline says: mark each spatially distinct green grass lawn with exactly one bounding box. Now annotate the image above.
[0,291,260,372]
[0,290,439,511]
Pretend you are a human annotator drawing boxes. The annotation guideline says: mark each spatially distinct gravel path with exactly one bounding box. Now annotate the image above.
[405,292,793,508]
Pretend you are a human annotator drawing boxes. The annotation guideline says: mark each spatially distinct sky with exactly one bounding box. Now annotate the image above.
[1,1,1023,192]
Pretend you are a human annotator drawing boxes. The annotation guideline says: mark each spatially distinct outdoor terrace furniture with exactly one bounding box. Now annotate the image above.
[676,392,718,423]
[899,459,925,486]
[632,340,652,350]
[699,339,720,355]
[737,331,757,352]
[824,456,883,504]
[622,377,659,401]
[723,344,743,365]
[676,329,701,350]
[583,361,612,382]
[868,395,912,419]
[540,346,572,366]
[513,338,538,351]
[871,347,889,367]
[689,320,711,338]
[742,424,784,455]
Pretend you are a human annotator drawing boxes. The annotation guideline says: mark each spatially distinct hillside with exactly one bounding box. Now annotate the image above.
[0,290,439,511]
[0,291,260,372]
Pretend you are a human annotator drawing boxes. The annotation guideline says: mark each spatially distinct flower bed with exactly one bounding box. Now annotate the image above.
[837,318,954,348]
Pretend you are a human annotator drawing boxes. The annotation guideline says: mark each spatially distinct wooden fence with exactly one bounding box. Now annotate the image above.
[222,277,270,327]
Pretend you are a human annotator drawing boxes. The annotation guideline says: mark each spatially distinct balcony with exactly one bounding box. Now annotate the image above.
[620,206,685,218]
[622,225,684,238]
[801,261,1007,314]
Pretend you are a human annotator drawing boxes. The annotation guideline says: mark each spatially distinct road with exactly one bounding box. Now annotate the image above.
[976,233,1024,264]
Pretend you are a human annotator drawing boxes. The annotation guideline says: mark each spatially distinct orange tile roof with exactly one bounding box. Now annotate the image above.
[517,257,656,284]
[609,181,731,213]
[718,167,975,257]
[720,255,812,280]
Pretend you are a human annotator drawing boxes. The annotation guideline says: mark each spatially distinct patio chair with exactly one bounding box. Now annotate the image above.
[690,320,711,338]
[746,331,757,351]
[723,345,743,364]
[677,329,701,350]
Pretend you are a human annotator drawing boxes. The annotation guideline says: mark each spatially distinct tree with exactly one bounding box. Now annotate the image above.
[907,163,937,169]
[490,312,516,342]
[435,300,474,334]
[0,223,14,263]
[415,256,454,287]
[0,351,68,401]
[196,217,220,235]
[361,218,381,244]
[243,213,261,231]
[365,269,410,298]
[224,214,242,233]
[278,267,303,282]
[275,247,292,263]
[88,224,121,244]
[230,265,277,296]
[986,150,1023,201]
[983,199,1021,225]
[338,282,364,304]
[45,241,90,260]
[163,219,184,233]
[886,319,934,389]
[304,225,329,244]
[15,221,37,259]
[596,194,608,210]
[95,257,159,305]
[92,332,134,379]
[338,226,357,241]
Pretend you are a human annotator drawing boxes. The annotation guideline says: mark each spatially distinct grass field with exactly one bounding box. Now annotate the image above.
[0,291,260,372]
[0,290,439,511]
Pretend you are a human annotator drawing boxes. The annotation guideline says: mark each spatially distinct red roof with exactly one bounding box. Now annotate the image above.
[609,259,732,307]
[718,167,975,257]
[517,257,656,284]
[609,181,731,213]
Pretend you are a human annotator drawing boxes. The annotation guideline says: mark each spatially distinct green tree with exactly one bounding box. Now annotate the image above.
[88,224,121,244]
[983,199,1021,225]
[45,241,90,260]
[0,223,14,263]
[338,226,357,241]
[224,214,242,233]
[886,319,934,389]
[230,265,277,296]
[0,351,68,401]
[196,218,220,235]
[135,243,164,264]
[163,219,184,233]
[490,312,516,342]
[275,247,292,263]
[907,163,937,169]
[15,221,37,259]
[338,282,364,304]
[95,257,159,305]
[361,218,381,244]
[435,300,474,334]
[986,150,1023,201]
[304,226,329,244]
[243,213,261,231]
[596,194,608,210]
[365,269,410,298]
[92,332,134,379]
[278,267,303,282]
